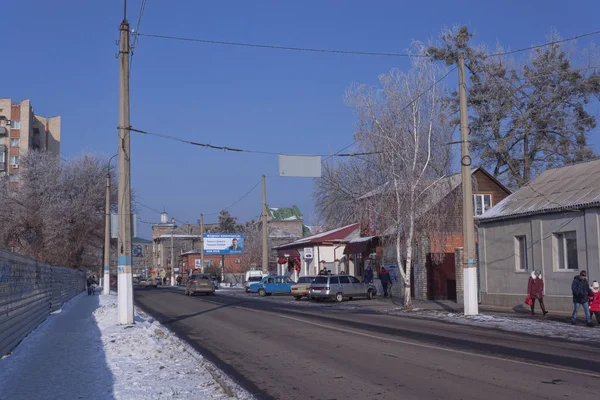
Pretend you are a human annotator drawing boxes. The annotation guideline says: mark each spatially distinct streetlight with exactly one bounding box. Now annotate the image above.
[103,153,118,295]
[170,217,177,286]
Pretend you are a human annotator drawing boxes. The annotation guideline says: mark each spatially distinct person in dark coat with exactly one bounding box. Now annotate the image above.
[363,266,373,284]
[87,276,96,295]
[571,270,594,326]
[527,270,547,316]
[379,267,392,298]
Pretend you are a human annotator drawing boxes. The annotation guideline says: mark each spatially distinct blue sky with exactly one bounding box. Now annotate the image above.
[5,0,600,238]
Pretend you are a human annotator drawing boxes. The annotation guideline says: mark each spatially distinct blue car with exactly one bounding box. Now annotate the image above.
[249,275,295,297]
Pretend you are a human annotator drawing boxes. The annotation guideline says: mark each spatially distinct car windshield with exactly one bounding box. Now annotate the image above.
[312,277,328,284]
[297,277,314,284]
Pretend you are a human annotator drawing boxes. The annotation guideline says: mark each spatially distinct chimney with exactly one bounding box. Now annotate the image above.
[160,212,168,224]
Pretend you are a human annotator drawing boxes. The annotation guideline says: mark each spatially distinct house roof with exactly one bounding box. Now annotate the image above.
[267,205,303,221]
[273,223,360,250]
[479,158,600,222]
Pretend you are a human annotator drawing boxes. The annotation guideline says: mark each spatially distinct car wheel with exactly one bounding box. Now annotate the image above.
[335,292,344,303]
[366,289,374,300]
[258,289,267,297]
[294,296,302,301]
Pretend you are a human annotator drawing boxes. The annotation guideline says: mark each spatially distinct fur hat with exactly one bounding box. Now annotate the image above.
[593,281,599,291]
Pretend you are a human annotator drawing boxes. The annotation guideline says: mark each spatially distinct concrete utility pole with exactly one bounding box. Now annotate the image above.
[170,217,176,286]
[200,213,205,273]
[103,173,111,295]
[261,175,268,272]
[116,3,134,324]
[458,53,478,316]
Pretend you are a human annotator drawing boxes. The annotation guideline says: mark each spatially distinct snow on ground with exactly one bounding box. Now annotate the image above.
[0,291,254,400]
[389,308,600,344]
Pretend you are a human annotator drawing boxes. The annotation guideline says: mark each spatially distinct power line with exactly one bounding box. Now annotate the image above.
[486,29,600,58]
[130,0,148,72]
[129,127,381,157]
[204,180,262,216]
[137,32,422,57]
[324,65,459,161]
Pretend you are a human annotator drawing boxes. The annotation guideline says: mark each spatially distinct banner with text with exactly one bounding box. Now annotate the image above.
[203,234,245,255]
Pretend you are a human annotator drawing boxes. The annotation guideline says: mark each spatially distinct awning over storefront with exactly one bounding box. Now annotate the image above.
[343,236,377,255]
[277,249,301,258]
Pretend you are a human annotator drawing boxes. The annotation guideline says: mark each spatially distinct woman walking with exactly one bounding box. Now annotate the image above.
[527,270,547,316]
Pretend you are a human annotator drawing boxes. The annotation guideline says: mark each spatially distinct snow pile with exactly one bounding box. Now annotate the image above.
[94,295,253,400]
[392,309,600,344]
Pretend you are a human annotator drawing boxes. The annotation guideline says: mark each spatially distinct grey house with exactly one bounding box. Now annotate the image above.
[478,159,600,312]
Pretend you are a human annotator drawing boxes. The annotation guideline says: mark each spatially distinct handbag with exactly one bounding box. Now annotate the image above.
[525,295,533,306]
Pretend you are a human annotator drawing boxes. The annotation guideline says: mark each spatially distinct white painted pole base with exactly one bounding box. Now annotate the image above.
[463,266,479,316]
[103,268,111,295]
[118,271,134,324]
[171,276,175,286]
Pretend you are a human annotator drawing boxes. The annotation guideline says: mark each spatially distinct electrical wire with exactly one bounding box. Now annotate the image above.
[485,29,600,58]
[203,180,262,216]
[129,127,380,157]
[130,0,148,72]
[136,33,422,57]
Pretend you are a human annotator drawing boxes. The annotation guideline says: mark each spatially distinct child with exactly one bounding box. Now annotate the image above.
[589,281,600,324]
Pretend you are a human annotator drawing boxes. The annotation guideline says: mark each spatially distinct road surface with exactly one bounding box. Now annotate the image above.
[134,287,600,400]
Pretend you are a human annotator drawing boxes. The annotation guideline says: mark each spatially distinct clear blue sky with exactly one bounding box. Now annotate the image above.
[5,0,600,238]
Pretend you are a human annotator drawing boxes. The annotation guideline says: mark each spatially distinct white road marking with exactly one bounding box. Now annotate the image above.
[234,305,600,379]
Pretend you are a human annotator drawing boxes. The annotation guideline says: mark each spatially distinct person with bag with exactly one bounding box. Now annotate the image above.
[589,281,600,325]
[571,270,594,327]
[527,270,547,316]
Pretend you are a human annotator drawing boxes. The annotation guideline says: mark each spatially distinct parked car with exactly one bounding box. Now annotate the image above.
[249,275,295,297]
[309,275,376,302]
[139,278,158,288]
[185,273,216,296]
[244,276,263,292]
[291,276,317,300]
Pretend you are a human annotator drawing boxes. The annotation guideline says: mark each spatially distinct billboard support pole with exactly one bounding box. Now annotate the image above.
[221,254,225,283]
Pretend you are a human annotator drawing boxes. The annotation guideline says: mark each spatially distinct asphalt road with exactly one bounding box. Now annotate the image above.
[134,287,600,400]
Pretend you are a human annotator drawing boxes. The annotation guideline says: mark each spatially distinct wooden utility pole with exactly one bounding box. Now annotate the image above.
[200,213,205,273]
[117,3,134,324]
[458,53,478,316]
[261,175,268,272]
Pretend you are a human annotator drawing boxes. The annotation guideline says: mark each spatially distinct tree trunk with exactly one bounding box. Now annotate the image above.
[403,214,414,308]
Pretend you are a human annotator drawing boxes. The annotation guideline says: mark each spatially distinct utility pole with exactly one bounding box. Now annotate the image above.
[117,2,134,324]
[103,172,111,295]
[200,213,205,273]
[170,217,176,286]
[261,175,268,273]
[458,53,478,316]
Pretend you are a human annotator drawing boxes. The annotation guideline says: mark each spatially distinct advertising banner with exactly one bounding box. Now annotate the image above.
[203,234,245,255]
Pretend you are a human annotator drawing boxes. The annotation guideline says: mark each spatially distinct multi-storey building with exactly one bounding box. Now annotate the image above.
[0,98,61,180]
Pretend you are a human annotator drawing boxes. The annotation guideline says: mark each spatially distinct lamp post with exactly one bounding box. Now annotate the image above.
[170,217,177,286]
[103,153,118,295]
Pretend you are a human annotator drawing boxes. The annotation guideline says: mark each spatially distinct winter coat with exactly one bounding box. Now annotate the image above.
[527,273,544,299]
[572,276,592,304]
[379,271,392,286]
[364,268,373,283]
[86,277,94,286]
[589,291,600,312]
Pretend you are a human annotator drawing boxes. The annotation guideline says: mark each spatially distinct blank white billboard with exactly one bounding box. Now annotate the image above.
[278,155,322,177]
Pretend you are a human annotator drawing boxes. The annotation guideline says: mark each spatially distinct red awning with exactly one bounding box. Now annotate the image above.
[344,236,377,255]
[277,249,301,258]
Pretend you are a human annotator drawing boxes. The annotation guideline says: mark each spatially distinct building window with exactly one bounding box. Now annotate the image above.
[10,138,20,147]
[473,194,492,216]
[0,151,5,164]
[554,231,578,270]
[515,236,528,271]
[9,155,19,166]
[10,120,21,129]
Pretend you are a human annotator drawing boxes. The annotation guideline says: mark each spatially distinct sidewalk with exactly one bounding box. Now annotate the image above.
[0,290,253,400]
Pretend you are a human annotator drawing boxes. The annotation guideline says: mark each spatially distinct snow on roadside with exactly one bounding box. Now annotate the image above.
[390,308,600,344]
[95,294,254,400]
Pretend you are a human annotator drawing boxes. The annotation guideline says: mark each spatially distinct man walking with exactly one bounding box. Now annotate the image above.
[380,267,392,298]
[571,270,594,327]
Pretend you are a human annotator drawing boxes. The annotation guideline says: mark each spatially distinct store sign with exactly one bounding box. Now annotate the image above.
[304,248,313,259]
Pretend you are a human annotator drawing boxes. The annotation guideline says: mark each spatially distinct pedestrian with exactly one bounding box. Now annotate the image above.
[589,281,600,324]
[380,267,392,298]
[527,270,547,316]
[163,276,167,285]
[86,276,95,296]
[363,266,373,284]
[571,270,594,327]
[176,275,182,286]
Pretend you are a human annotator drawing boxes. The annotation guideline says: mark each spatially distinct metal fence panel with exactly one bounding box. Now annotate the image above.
[0,249,85,356]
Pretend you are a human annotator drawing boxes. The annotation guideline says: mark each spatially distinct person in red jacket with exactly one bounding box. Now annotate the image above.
[589,281,600,324]
[527,270,547,316]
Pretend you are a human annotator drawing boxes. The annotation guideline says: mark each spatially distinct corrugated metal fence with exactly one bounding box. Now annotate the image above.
[0,249,86,356]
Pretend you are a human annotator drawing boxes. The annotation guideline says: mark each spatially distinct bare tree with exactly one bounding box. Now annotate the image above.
[345,46,455,307]
[0,151,116,269]
[428,26,600,188]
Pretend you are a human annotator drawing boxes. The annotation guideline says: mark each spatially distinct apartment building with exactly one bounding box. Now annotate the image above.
[0,98,61,179]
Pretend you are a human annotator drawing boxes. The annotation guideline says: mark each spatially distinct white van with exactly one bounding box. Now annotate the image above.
[244,270,266,292]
